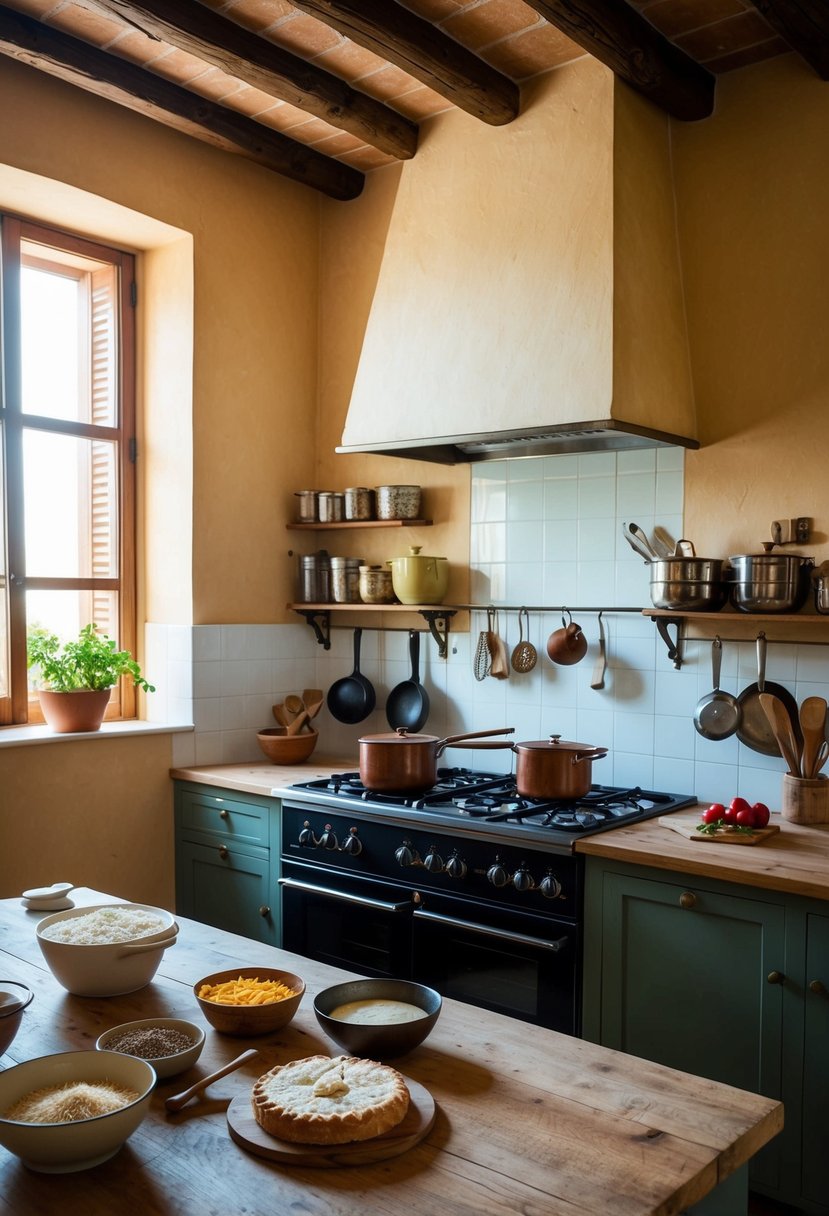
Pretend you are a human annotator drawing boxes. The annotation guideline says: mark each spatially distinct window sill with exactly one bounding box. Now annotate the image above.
[0,721,194,748]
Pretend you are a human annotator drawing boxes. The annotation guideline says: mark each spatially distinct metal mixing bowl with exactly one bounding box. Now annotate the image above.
[649,558,728,612]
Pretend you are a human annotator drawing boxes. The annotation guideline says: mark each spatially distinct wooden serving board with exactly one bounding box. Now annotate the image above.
[660,815,781,846]
[226,1077,435,1168]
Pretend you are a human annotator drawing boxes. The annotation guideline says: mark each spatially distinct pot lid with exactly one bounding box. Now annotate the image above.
[389,547,446,562]
[514,734,602,753]
[359,730,440,744]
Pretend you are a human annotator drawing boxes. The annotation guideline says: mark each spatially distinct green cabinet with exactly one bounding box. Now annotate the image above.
[583,857,829,1215]
[174,782,280,945]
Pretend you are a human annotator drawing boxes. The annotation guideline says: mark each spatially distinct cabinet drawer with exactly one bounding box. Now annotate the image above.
[176,786,270,850]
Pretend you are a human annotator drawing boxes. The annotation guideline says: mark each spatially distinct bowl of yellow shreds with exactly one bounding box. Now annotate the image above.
[193,968,305,1035]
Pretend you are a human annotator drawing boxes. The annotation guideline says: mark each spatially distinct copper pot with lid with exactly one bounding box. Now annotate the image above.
[513,734,608,800]
[358,727,515,793]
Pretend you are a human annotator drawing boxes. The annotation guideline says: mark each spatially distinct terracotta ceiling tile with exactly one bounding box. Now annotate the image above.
[642,0,749,39]
[313,39,388,83]
[441,0,543,52]
[217,82,286,116]
[307,129,365,155]
[142,45,215,84]
[338,144,397,171]
[482,23,583,79]
[263,12,343,55]
[261,97,318,129]
[400,0,468,20]
[353,63,423,99]
[45,2,126,46]
[107,27,173,66]
[221,0,298,34]
[5,0,62,17]
[390,83,452,119]
[675,10,776,59]
[184,66,246,102]
[704,34,790,72]
[274,114,338,141]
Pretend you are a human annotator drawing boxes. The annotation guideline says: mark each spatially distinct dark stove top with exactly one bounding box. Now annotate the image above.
[287,768,696,842]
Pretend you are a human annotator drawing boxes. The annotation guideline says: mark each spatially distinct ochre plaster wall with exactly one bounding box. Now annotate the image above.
[672,55,829,561]
[0,736,174,905]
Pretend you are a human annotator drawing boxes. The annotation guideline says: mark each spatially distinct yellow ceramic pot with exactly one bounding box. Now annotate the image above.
[387,547,448,605]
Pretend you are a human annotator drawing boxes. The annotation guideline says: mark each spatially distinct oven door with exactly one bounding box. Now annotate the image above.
[279,862,414,979]
[411,890,579,1033]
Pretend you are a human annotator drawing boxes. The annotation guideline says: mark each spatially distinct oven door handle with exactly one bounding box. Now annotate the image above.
[278,877,411,914]
[412,907,568,952]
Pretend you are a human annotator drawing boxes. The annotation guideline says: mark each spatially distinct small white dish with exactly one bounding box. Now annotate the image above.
[21,882,73,901]
[22,896,75,912]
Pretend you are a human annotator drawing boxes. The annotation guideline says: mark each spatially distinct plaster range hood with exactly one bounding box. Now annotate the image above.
[338,60,699,465]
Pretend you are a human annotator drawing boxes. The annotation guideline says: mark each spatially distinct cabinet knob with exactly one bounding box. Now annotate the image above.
[679,891,696,909]
[809,979,827,996]
[219,809,229,820]
[218,845,229,859]
[767,970,786,985]
[258,905,270,919]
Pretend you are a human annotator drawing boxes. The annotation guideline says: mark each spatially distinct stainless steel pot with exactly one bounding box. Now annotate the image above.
[512,734,608,800]
[728,554,813,614]
[813,573,829,616]
[649,558,728,612]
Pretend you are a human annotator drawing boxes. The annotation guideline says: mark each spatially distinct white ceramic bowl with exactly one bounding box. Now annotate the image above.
[95,1018,205,1080]
[0,1050,155,1173]
[36,903,178,997]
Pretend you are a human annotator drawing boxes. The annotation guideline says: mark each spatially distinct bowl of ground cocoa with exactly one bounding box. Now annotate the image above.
[96,1018,205,1080]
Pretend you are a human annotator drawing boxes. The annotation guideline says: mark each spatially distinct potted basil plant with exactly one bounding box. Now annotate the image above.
[27,623,155,733]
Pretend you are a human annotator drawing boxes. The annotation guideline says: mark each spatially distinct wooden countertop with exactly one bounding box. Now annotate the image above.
[170,757,356,797]
[0,889,781,1216]
[577,806,829,900]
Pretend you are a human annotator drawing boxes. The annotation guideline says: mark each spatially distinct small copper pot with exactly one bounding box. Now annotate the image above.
[513,734,607,800]
[358,727,514,793]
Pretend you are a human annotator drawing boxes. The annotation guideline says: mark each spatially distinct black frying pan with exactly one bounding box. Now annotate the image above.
[326,628,377,724]
[386,631,430,732]
[736,632,801,758]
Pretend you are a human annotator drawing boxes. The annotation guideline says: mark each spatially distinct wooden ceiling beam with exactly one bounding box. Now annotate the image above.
[521,0,715,121]
[287,0,520,126]
[86,0,418,158]
[0,5,363,200]
[747,1,829,79]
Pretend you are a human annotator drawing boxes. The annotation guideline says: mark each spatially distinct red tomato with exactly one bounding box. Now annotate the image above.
[702,804,726,824]
[725,797,750,823]
[751,802,771,828]
[735,809,757,828]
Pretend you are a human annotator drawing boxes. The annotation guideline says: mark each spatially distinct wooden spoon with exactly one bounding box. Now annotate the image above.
[284,694,304,719]
[799,696,828,779]
[760,693,802,776]
[302,689,323,717]
[165,1048,259,1113]
[286,709,310,736]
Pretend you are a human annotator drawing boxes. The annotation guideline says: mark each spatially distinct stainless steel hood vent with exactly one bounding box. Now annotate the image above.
[338,62,698,466]
[339,420,698,465]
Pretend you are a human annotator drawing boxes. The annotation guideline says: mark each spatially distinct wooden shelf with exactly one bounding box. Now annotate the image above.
[289,603,458,656]
[643,608,829,668]
[286,519,433,530]
[288,602,451,612]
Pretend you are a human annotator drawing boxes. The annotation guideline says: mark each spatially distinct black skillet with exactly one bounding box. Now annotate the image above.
[386,630,430,732]
[736,632,801,758]
[326,627,377,724]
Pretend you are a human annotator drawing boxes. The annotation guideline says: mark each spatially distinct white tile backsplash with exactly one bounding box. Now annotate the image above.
[155,450,829,811]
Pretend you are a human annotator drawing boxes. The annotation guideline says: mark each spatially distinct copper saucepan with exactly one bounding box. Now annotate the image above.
[512,734,608,800]
[358,727,515,793]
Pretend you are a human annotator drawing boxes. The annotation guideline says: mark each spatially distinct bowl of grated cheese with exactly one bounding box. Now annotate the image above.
[0,1049,155,1172]
[36,904,178,997]
[194,967,305,1036]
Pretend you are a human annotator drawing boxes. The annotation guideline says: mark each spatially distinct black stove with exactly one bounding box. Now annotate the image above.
[285,767,696,849]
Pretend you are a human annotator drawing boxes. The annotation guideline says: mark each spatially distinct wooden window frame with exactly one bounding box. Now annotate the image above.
[0,215,137,726]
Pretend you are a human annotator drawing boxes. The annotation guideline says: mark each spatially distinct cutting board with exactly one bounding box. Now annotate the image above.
[226,1076,435,1168]
[660,814,781,846]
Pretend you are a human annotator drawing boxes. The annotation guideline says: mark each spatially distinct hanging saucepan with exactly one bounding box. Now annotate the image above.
[693,637,741,741]
[385,631,430,732]
[511,734,608,800]
[358,727,515,793]
[736,632,801,758]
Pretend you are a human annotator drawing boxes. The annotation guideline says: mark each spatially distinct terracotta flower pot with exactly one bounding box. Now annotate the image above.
[38,689,112,733]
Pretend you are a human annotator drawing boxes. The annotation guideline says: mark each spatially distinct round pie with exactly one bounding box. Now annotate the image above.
[251,1054,409,1144]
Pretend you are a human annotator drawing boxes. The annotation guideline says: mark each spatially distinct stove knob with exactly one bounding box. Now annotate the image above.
[395,842,419,867]
[487,860,509,888]
[298,822,315,847]
[539,871,562,900]
[513,866,533,892]
[319,824,339,850]
[423,848,444,873]
[445,852,467,879]
[342,828,362,856]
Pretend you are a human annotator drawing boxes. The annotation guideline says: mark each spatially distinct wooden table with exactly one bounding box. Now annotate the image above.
[0,889,782,1216]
